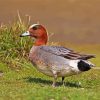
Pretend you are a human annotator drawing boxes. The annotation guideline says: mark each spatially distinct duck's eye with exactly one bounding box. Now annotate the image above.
[32,26,38,30]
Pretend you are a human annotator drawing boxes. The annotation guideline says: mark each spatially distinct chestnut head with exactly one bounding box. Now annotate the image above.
[20,24,48,46]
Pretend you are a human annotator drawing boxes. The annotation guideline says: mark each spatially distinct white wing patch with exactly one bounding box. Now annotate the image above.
[69,60,80,72]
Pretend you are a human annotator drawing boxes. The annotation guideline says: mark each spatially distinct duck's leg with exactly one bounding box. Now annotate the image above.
[62,77,65,86]
[52,71,57,87]
[52,75,57,87]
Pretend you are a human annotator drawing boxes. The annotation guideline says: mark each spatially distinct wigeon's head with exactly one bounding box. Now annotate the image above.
[20,24,48,46]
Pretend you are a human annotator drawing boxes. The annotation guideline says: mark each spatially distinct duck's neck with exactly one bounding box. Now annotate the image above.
[34,36,48,46]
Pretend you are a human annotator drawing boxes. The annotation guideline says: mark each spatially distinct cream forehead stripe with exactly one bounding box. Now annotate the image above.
[29,24,40,28]
[29,24,48,36]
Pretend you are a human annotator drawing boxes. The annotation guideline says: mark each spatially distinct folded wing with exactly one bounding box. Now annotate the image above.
[40,46,95,60]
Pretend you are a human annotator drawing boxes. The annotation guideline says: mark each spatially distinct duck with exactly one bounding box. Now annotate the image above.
[20,24,95,87]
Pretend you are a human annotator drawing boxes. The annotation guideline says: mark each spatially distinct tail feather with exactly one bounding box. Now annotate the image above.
[78,54,95,60]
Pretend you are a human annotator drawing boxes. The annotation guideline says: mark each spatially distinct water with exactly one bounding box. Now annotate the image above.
[0,0,100,44]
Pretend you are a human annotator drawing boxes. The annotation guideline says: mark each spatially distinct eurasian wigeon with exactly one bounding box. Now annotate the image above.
[20,24,95,87]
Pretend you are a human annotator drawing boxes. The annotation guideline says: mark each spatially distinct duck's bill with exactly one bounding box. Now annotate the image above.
[20,31,30,37]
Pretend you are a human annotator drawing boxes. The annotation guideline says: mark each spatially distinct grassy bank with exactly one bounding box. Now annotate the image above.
[0,21,32,70]
[0,21,100,100]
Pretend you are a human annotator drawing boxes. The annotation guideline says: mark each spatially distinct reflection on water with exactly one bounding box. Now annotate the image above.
[0,0,100,44]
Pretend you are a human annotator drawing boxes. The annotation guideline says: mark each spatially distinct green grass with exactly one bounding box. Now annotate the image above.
[0,21,100,100]
[0,61,100,100]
